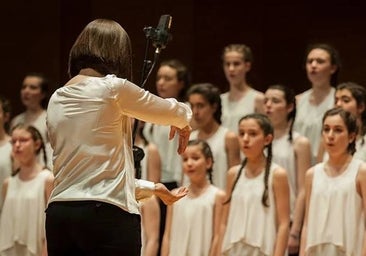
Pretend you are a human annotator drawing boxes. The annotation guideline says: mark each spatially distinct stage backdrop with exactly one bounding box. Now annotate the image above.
[2,0,366,117]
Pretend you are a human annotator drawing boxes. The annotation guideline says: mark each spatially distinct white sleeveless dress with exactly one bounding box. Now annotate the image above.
[142,123,182,184]
[272,132,300,218]
[0,169,51,256]
[168,185,219,256]
[0,141,12,213]
[220,88,260,133]
[190,126,230,189]
[305,158,364,255]
[293,88,335,163]
[222,163,278,256]
[354,135,366,162]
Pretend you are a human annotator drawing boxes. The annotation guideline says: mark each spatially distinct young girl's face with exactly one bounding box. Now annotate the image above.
[182,144,212,182]
[11,128,40,163]
[335,89,363,118]
[238,118,272,158]
[264,89,292,126]
[20,76,45,109]
[222,50,250,85]
[188,93,217,128]
[322,114,355,155]
[306,48,336,86]
[155,65,183,99]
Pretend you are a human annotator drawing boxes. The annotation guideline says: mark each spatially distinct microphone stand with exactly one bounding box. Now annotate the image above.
[133,15,172,179]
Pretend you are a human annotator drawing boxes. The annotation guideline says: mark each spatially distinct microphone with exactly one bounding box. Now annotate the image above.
[143,15,173,50]
[133,15,173,179]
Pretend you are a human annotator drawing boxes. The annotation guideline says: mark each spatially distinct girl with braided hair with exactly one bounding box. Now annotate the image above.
[264,85,312,255]
[161,139,226,256]
[220,113,290,256]
[187,83,241,190]
[0,124,54,255]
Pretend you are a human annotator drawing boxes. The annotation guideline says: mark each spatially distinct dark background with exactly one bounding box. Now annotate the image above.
[2,0,366,117]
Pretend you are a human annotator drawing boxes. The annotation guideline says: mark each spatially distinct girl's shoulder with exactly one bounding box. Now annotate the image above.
[356,161,366,180]
[226,164,244,188]
[40,169,55,182]
[293,133,311,147]
[272,165,288,180]
[215,187,226,201]
[224,128,238,140]
[227,164,242,176]
[305,166,316,181]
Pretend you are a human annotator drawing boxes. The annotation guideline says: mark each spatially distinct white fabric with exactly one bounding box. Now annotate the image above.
[353,135,366,162]
[306,244,346,256]
[293,88,335,163]
[142,123,182,183]
[168,185,219,256]
[135,179,155,190]
[46,75,191,214]
[272,132,299,218]
[0,242,37,256]
[222,163,278,256]
[190,126,229,189]
[223,242,266,256]
[0,170,51,255]
[220,88,260,133]
[0,141,12,213]
[305,158,364,255]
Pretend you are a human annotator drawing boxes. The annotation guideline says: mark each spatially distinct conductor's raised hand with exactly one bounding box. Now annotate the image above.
[169,125,192,154]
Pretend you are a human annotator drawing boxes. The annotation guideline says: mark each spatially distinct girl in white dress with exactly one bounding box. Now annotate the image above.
[10,73,53,169]
[300,107,366,255]
[140,195,160,256]
[142,59,192,255]
[220,44,265,133]
[317,82,366,162]
[264,85,312,255]
[221,113,290,256]
[161,139,226,256]
[293,43,341,163]
[0,124,54,256]
[187,83,241,189]
[143,59,191,187]
[0,96,12,213]
[134,120,161,256]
